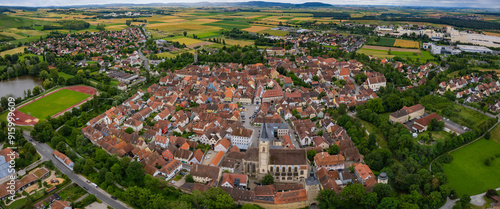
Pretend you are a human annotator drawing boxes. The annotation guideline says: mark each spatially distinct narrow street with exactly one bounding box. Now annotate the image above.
[23,132,131,209]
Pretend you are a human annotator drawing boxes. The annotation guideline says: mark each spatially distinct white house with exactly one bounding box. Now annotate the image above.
[154,135,169,148]
[157,159,182,181]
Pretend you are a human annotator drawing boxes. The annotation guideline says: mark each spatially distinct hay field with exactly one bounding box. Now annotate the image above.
[0,46,26,56]
[243,26,270,33]
[220,38,254,46]
[394,39,420,48]
[483,31,500,37]
[171,37,204,45]
[187,41,214,48]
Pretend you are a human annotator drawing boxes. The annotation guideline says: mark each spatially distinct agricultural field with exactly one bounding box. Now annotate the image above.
[243,26,270,33]
[366,37,396,47]
[261,29,289,36]
[219,38,254,46]
[368,37,420,49]
[18,89,91,120]
[0,46,26,57]
[442,138,500,196]
[203,20,251,30]
[357,46,434,64]
[155,52,177,59]
[394,39,420,48]
[167,37,203,45]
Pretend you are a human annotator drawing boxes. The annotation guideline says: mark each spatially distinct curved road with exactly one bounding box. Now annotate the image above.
[23,132,130,209]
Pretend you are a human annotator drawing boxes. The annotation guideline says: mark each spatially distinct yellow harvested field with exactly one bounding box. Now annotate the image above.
[483,31,500,37]
[187,41,214,48]
[193,19,220,23]
[0,31,25,40]
[0,46,26,57]
[172,37,203,45]
[243,26,270,33]
[105,25,127,31]
[394,39,420,48]
[155,52,177,58]
[221,38,254,46]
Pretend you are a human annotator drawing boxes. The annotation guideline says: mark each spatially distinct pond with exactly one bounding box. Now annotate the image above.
[0,75,44,98]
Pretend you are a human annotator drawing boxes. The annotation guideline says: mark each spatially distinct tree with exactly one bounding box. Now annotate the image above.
[458,194,471,207]
[444,90,456,101]
[428,118,444,131]
[56,142,66,152]
[360,192,378,209]
[183,31,187,37]
[366,98,385,113]
[126,161,145,185]
[125,127,134,134]
[377,197,399,209]
[241,203,262,209]
[260,174,274,185]
[484,131,491,139]
[97,23,106,31]
[316,189,341,209]
[33,85,41,96]
[341,183,366,202]
[200,187,235,209]
[313,75,319,81]
[327,145,340,155]
[185,174,194,183]
[373,183,393,199]
[95,149,108,163]
[307,150,317,162]
[83,159,96,175]
[105,172,114,184]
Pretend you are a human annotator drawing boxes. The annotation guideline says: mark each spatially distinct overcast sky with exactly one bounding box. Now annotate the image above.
[1,0,500,8]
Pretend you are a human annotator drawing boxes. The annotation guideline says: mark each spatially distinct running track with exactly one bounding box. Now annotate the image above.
[11,86,97,126]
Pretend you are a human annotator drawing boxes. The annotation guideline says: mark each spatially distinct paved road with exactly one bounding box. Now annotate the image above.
[23,132,130,209]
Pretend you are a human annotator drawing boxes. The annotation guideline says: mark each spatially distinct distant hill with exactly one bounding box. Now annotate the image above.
[0,1,333,8]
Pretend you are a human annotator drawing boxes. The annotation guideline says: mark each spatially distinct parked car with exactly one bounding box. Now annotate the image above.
[111,196,117,200]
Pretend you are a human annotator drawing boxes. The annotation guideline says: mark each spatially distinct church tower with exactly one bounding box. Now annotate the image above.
[194,50,198,63]
[258,140,270,174]
[258,113,272,175]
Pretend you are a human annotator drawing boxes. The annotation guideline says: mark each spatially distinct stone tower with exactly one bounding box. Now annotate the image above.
[258,140,270,174]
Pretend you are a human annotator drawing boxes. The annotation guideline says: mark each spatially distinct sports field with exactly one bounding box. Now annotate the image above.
[17,89,91,119]
[442,138,500,196]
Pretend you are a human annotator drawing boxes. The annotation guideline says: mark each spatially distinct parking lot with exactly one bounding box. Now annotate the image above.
[201,151,218,165]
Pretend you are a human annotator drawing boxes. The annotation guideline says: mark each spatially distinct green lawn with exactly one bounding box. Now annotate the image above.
[6,198,28,209]
[420,95,489,130]
[18,89,91,119]
[58,184,87,202]
[442,139,500,196]
[58,72,74,79]
[30,190,46,200]
[367,37,396,47]
[359,119,388,149]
